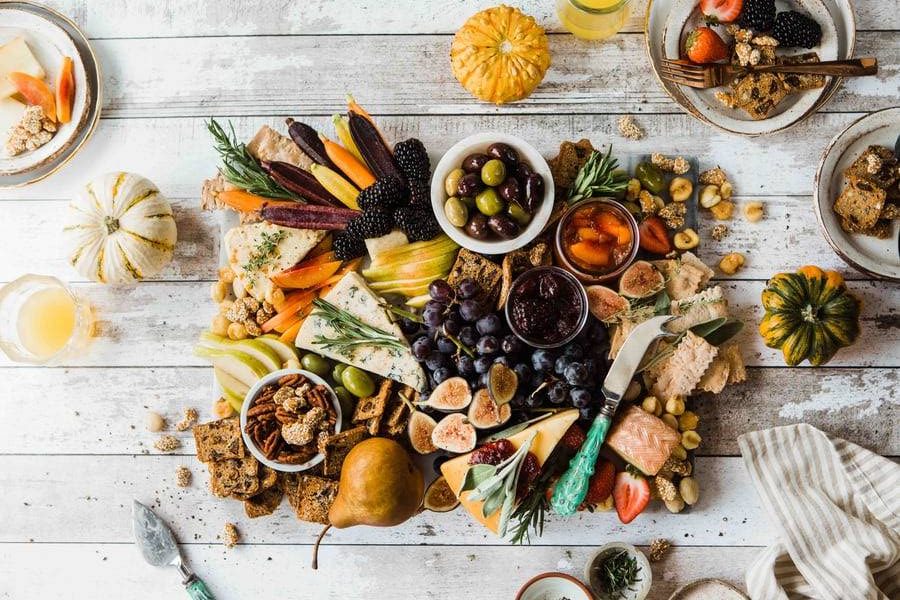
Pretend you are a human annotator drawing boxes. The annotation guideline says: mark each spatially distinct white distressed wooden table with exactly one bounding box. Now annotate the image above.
[0,1,897,598]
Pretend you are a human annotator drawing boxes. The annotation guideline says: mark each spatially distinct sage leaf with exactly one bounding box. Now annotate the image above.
[459,464,497,494]
[703,318,744,346]
[689,317,728,338]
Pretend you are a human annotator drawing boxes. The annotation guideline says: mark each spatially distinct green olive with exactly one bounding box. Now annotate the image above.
[444,197,469,228]
[481,159,507,186]
[333,386,356,416]
[444,168,465,197]
[507,202,531,226]
[341,366,375,397]
[332,363,347,383]
[635,162,665,195]
[475,188,505,216]
[301,353,331,377]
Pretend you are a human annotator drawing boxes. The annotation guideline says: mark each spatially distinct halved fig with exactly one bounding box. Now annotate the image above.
[431,413,477,454]
[408,411,439,455]
[487,363,517,406]
[417,377,472,412]
[422,475,460,512]
[618,260,665,299]
[467,388,512,430]
[586,285,630,322]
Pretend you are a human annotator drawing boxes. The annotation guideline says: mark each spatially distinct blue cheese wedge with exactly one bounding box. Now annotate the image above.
[295,272,427,391]
[224,222,325,302]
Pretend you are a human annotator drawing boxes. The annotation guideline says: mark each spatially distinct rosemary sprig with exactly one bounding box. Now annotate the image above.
[568,146,630,203]
[508,447,566,545]
[592,550,642,599]
[207,118,300,200]
[311,298,407,354]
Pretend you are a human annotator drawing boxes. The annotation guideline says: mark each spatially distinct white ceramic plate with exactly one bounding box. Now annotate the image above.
[431,132,555,255]
[814,107,900,281]
[0,1,100,186]
[646,0,856,136]
[668,578,749,599]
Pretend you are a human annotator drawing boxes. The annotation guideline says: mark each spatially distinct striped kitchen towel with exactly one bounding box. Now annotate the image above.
[738,424,900,600]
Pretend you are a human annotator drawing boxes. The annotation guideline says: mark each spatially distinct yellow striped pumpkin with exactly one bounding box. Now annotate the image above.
[63,172,177,284]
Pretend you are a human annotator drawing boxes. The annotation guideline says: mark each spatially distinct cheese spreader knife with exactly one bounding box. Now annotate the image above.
[132,500,216,599]
[550,315,676,516]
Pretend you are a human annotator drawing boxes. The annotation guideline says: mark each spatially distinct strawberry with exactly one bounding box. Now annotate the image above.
[700,0,743,23]
[613,468,651,524]
[684,27,730,64]
[584,460,616,505]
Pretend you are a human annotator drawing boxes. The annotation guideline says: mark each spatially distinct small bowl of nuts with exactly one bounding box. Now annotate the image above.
[240,369,342,472]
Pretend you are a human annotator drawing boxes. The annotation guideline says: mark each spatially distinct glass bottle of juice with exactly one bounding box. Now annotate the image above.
[0,274,93,364]
[557,0,630,40]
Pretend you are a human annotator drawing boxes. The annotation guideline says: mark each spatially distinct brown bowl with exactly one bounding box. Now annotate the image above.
[516,572,594,600]
[554,198,640,284]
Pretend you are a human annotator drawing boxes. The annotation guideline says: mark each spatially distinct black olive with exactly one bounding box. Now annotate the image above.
[456,172,485,197]
[462,153,491,174]
[464,213,490,240]
[487,214,520,239]
[497,177,522,204]
[486,142,519,167]
[515,162,534,180]
[523,173,545,213]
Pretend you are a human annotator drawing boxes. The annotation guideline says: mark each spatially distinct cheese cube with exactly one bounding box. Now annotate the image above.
[0,37,45,99]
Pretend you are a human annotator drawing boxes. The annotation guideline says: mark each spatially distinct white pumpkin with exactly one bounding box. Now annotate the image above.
[64,172,177,284]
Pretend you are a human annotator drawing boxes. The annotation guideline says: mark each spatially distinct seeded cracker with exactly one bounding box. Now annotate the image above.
[193,417,245,463]
[352,379,393,422]
[286,474,338,525]
[320,425,367,478]
[244,487,284,519]
[209,456,260,498]
[446,249,502,309]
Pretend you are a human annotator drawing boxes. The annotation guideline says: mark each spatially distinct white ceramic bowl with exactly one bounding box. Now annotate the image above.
[431,132,555,254]
[585,542,652,600]
[239,368,342,473]
[515,572,594,600]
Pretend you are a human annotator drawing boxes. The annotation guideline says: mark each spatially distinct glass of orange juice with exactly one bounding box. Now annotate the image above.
[557,0,630,40]
[0,274,94,365]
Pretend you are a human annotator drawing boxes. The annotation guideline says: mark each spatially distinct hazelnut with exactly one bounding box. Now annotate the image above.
[710,200,734,220]
[682,430,702,450]
[673,228,700,250]
[679,477,700,505]
[211,280,229,303]
[665,397,686,416]
[211,314,230,337]
[146,411,166,432]
[213,398,234,419]
[743,201,765,222]
[699,185,722,208]
[719,252,746,275]
[664,495,686,513]
[669,177,693,202]
[227,322,248,340]
[641,396,662,416]
[679,410,700,431]
[661,413,679,430]
[670,444,688,461]
[719,180,734,200]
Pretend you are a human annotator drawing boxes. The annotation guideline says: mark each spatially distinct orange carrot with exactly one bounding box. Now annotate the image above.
[271,260,342,289]
[218,190,295,213]
[319,134,375,189]
[307,235,333,259]
[302,251,338,267]
[262,290,317,332]
[56,57,75,124]
[279,320,303,344]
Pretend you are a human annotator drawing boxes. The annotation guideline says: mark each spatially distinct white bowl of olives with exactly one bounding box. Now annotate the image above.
[431,132,555,255]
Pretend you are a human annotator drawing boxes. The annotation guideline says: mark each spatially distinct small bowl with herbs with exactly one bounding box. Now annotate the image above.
[585,542,652,600]
[431,132,555,254]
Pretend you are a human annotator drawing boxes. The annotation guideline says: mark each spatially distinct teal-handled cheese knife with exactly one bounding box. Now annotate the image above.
[550,315,676,516]
[132,500,216,599]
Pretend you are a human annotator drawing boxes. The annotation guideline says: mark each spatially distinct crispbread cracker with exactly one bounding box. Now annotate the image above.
[446,249,502,308]
[778,53,826,93]
[320,425,367,478]
[835,181,886,232]
[243,487,284,519]
[733,73,788,120]
[286,474,338,525]
[209,456,260,498]
[193,418,245,463]
[352,378,393,422]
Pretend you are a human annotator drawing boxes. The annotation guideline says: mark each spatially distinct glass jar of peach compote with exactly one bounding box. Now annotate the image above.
[557,0,630,40]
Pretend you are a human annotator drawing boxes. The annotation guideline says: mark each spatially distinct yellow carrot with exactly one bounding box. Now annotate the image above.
[309,164,360,210]
[320,134,375,189]
[333,114,365,163]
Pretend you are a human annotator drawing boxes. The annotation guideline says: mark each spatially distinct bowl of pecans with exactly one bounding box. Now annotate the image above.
[240,369,342,472]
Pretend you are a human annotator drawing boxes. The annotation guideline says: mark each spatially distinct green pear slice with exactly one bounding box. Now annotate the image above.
[194,346,267,388]
[215,367,248,412]
[197,331,281,373]
[256,334,300,365]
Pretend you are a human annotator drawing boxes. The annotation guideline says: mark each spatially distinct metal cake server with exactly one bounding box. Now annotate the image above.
[132,500,216,599]
[550,315,676,516]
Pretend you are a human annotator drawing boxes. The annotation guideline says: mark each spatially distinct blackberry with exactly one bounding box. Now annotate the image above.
[772,11,822,48]
[393,138,431,184]
[407,178,430,206]
[332,232,366,261]
[740,0,775,31]
[357,176,404,211]
[348,208,394,239]
[394,204,440,241]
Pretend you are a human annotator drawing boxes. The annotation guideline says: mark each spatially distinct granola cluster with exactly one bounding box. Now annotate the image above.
[651,152,690,175]
[617,115,645,141]
[224,296,275,337]
[4,106,57,156]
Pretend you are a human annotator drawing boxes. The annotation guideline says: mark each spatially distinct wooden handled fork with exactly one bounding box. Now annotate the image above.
[660,57,878,88]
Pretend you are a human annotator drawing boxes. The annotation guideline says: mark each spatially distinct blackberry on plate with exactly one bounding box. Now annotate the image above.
[393,138,431,184]
[772,11,822,48]
[332,232,366,260]
[394,204,441,242]
[740,0,775,31]
[348,208,394,239]
[357,176,404,211]
[406,178,430,206]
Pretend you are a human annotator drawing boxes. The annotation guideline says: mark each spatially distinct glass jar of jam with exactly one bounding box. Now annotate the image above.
[505,266,589,348]
[554,198,639,283]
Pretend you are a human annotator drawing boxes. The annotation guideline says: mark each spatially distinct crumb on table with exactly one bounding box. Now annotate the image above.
[175,407,199,432]
[711,224,729,241]
[175,465,191,487]
[223,522,239,548]
[649,538,671,562]
[617,115,644,141]
[154,435,181,453]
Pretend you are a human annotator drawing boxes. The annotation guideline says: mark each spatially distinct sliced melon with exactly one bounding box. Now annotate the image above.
[440,409,580,535]
[194,346,268,388]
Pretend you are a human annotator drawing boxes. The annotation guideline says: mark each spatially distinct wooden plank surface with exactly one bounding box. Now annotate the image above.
[0,543,759,600]
[1,366,896,456]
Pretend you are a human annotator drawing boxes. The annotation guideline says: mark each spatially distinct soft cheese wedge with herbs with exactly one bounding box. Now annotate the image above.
[224,222,325,302]
[441,409,579,534]
[295,272,428,391]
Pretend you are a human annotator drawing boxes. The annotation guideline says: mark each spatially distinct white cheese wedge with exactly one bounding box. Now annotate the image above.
[295,272,428,391]
[0,97,25,139]
[224,222,325,302]
[0,37,45,99]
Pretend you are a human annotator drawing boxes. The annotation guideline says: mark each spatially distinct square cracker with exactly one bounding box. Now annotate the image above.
[286,474,338,525]
[193,418,245,463]
[835,181,886,232]
[320,425,367,478]
[778,53,826,93]
[734,73,788,120]
[209,456,259,498]
[446,249,502,309]
[243,487,284,519]
[352,378,393,422]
